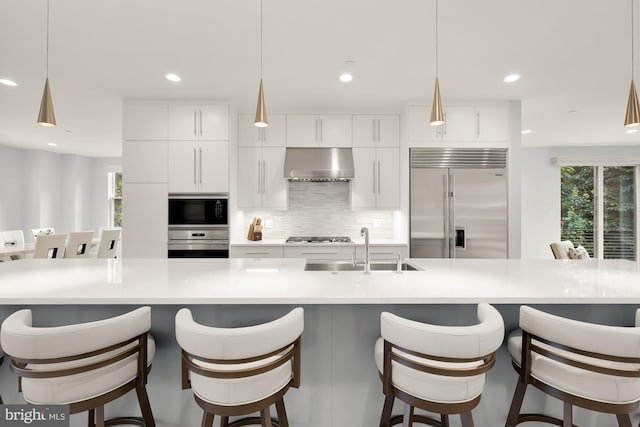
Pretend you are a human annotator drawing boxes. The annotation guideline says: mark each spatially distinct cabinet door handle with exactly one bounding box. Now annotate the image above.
[257,160,261,194]
[193,148,197,184]
[199,148,203,184]
[262,160,266,193]
[315,120,318,143]
[193,111,197,137]
[320,119,323,142]
[377,119,381,142]
[378,161,381,194]
[199,110,203,136]
[476,112,480,137]
[372,161,376,194]
[372,120,376,142]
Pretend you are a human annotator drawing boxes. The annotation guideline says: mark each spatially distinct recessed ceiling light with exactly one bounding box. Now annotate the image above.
[0,79,17,87]
[504,74,520,83]
[47,142,57,147]
[339,73,353,82]
[165,73,181,82]
[626,128,639,133]
[521,129,532,134]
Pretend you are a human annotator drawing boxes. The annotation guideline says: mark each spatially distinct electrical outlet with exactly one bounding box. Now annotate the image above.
[264,219,273,228]
[373,219,382,228]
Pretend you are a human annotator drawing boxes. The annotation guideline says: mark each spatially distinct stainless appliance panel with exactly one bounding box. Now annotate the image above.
[410,168,447,258]
[168,228,229,241]
[451,169,507,258]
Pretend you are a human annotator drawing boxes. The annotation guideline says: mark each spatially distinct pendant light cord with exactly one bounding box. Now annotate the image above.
[46,0,50,78]
[435,0,438,79]
[633,0,635,78]
[260,0,263,79]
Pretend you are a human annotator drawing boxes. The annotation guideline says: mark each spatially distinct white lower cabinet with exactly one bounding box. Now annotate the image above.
[283,246,355,260]
[122,183,168,258]
[230,246,284,258]
[238,147,287,209]
[355,245,408,261]
[168,140,229,193]
[352,147,399,208]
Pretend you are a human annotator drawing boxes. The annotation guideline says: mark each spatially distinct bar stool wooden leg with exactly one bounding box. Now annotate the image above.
[616,414,633,427]
[87,409,95,427]
[200,412,214,427]
[505,379,527,427]
[220,416,229,427]
[275,398,289,427]
[261,407,272,427]
[460,411,474,427]
[135,383,155,427]
[95,406,105,427]
[380,395,394,427]
[562,402,572,427]
[441,414,450,427]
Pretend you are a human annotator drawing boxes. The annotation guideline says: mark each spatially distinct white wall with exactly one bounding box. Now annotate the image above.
[0,143,121,241]
[520,145,640,259]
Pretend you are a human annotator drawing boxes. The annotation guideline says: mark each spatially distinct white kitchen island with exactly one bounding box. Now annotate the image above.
[0,258,639,427]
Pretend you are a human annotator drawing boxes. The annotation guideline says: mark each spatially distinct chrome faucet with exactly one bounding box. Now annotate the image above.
[361,227,371,274]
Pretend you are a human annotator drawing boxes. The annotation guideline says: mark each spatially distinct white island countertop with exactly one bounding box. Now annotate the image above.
[0,258,639,305]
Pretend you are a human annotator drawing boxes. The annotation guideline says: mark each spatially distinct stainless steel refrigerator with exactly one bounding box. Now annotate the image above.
[410,148,508,258]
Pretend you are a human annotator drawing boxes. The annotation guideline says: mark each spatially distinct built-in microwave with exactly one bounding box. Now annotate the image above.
[168,194,228,227]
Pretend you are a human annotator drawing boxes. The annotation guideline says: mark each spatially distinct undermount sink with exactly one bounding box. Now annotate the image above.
[304,261,418,272]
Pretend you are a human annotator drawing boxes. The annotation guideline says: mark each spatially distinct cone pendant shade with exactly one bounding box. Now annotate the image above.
[429,77,444,126]
[37,78,56,127]
[625,80,640,127]
[254,78,268,128]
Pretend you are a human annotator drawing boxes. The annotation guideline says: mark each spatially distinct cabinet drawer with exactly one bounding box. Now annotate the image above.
[283,246,354,260]
[230,246,284,258]
[355,245,408,261]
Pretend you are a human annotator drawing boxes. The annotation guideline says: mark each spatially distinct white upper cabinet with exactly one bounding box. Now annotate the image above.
[237,147,286,209]
[351,147,400,209]
[238,113,286,147]
[168,140,229,193]
[169,104,229,141]
[352,115,400,148]
[286,114,351,147]
[123,141,168,183]
[123,103,168,140]
[475,105,509,142]
[408,103,509,145]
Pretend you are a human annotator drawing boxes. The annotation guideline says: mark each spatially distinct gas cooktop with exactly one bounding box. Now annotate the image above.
[285,236,352,243]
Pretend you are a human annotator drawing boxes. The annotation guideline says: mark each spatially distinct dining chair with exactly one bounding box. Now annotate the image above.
[96,227,121,258]
[30,227,55,242]
[0,230,25,261]
[506,305,640,427]
[33,233,67,259]
[64,231,94,258]
[1,306,155,426]
[375,303,505,427]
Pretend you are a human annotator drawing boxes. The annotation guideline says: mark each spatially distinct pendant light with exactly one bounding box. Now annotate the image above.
[626,0,640,127]
[254,0,268,127]
[429,0,444,126]
[38,0,56,127]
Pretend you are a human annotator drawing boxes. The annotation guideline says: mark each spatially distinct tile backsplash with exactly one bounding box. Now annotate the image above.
[240,181,395,239]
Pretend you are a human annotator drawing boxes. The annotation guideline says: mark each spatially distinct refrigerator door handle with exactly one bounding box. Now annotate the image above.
[443,172,450,258]
[450,172,456,258]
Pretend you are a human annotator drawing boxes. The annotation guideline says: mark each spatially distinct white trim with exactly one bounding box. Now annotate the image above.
[551,156,640,166]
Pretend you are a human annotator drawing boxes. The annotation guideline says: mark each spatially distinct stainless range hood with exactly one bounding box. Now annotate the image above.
[284,147,354,181]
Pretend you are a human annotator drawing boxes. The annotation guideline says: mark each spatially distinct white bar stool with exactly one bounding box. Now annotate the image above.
[375,303,504,427]
[33,233,67,258]
[64,230,94,258]
[0,307,156,427]
[506,305,640,427]
[175,307,304,427]
[97,227,121,258]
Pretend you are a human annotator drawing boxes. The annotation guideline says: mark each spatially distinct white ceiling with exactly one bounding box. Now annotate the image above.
[0,0,639,158]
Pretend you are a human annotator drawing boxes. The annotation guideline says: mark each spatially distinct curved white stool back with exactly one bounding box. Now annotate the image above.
[506,305,640,427]
[0,307,156,427]
[376,303,504,427]
[0,230,25,261]
[176,307,304,427]
[550,240,574,259]
[33,233,67,258]
[97,227,121,258]
[64,231,94,258]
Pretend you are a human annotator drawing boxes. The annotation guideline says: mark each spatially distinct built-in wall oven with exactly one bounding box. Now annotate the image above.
[167,193,229,258]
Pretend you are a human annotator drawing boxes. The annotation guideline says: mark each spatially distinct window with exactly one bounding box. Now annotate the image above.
[108,172,122,227]
[561,166,636,260]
